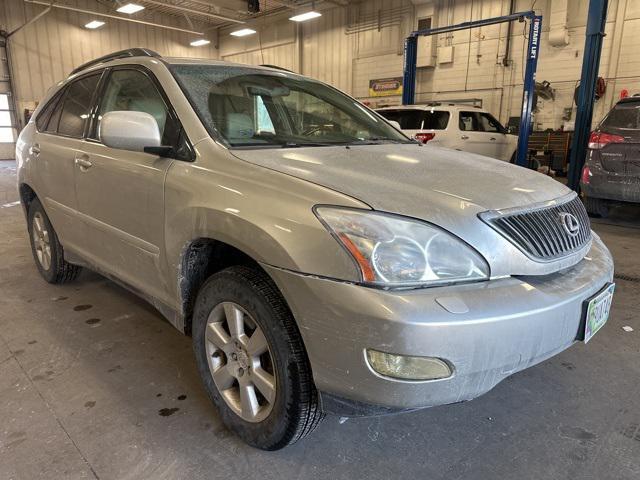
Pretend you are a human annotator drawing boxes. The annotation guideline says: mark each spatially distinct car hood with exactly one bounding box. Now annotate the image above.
[230,143,580,277]
[230,143,567,213]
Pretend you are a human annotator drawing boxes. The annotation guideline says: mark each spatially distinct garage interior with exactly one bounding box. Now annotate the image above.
[1,0,639,478]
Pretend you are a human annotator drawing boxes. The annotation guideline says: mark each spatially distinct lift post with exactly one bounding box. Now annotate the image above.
[567,0,609,191]
[402,11,542,168]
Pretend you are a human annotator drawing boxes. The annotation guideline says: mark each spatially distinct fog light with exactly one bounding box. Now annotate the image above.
[366,349,452,381]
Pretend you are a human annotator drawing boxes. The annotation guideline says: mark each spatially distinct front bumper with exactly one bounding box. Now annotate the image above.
[263,235,614,415]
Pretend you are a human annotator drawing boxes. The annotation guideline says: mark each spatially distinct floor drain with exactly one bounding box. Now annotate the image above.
[614,273,640,283]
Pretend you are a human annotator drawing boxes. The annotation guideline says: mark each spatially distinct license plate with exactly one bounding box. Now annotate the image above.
[582,283,615,343]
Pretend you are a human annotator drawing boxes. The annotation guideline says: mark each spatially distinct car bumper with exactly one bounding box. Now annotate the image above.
[582,171,640,203]
[262,235,614,415]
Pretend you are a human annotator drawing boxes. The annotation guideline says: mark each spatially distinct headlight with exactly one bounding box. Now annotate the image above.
[315,207,489,287]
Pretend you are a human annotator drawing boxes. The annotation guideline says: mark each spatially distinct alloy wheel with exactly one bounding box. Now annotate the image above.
[32,212,52,270]
[205,302,277,423]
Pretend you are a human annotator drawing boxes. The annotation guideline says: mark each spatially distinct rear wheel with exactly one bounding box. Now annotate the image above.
[27,198,81,283]
[192,265,323,450]
[583,195,609,218]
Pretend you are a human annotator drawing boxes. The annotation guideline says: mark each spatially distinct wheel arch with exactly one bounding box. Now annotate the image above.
[18,182,39,217]
[179,237,279,336]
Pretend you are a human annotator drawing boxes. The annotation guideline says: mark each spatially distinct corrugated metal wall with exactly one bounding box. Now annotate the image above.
[1,0,218,113]
[301,6,352,93]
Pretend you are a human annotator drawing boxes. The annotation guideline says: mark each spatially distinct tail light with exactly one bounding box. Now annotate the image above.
[415,132,435,143]
[581,165,591,185]
[588,131,624,149]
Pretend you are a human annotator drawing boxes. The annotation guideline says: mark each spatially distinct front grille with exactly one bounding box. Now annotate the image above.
[481,194,592,261]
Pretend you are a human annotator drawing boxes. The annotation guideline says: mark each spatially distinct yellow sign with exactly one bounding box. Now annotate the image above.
[369,77,403,97]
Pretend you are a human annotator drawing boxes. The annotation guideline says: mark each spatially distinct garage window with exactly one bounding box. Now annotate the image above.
[0,94,15,143]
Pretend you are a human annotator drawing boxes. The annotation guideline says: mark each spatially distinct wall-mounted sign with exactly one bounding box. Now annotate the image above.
[368,77,403,97]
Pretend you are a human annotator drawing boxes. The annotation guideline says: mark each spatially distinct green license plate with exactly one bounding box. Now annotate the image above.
[583,283,615,343]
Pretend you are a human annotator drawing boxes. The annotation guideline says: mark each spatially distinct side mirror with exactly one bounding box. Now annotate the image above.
[100,111,162,153]
[388,120,402,130]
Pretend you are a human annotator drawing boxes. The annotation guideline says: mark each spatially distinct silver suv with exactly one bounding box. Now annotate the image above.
[16,49,614,450]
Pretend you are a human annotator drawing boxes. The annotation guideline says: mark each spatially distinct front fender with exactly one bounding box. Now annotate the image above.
[162,146,369,306]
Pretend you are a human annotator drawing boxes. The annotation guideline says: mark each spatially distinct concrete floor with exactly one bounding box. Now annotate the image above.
[1,159,639,480]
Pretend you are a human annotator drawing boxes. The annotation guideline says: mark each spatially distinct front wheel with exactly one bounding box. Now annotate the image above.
[192,265,323,450]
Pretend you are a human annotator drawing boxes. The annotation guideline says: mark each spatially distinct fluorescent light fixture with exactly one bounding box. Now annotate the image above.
[230,28,257,37]
[190,39,211,47]
[116,3,145,14]
[84,20,105,29]
[289,11,322,22]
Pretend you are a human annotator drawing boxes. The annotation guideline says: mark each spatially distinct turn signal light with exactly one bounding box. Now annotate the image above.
[415,132,435,144]
[588,131,624,149]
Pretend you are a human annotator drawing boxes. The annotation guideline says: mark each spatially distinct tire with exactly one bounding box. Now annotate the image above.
[27,198,82,284]
[583,196,609,218]
[192,265,323,450]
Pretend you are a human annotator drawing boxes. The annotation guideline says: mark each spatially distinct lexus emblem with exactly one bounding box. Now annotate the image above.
[559,212,580,237]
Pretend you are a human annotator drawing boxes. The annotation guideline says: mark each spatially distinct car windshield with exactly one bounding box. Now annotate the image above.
[171,64,411,148]
[601,101,640,130]
[377,109,450,130]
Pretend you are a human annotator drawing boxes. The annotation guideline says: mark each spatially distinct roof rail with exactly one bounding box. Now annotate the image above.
[259,64,294,73]
[70,48,161,76]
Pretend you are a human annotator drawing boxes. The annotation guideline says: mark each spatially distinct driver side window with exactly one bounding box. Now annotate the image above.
[96,69,178,147]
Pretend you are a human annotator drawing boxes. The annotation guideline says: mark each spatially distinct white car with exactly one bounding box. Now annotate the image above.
[376,104,518,162]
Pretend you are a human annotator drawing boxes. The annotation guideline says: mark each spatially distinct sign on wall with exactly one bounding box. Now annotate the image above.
[368,77,403,97]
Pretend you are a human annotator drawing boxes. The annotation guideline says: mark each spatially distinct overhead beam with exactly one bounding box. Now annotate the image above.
[139,0,245,24]
[7,1,52,37]
[23,0,205,35]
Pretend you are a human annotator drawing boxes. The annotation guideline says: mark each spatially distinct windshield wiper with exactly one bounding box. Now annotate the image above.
[348,137,413,145]
[281,141,338,148]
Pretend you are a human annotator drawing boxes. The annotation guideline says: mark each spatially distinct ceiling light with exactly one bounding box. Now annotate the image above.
[230,28,257,37]
[289,11,322,22]
[190,39,211,47]
[116,3,145,14]
[84,20,105,29]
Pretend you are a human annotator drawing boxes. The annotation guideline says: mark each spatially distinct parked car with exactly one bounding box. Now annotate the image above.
[17,49,614,450]
[376,104,518,162]
[581,95,640,217]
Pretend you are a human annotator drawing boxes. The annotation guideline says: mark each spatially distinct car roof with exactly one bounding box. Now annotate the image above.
[67,48,301,81]
[375,104,484,112]
[616,96,640,105]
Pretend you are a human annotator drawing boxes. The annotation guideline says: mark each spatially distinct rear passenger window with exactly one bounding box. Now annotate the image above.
[423,111,450,130]
[57,74,101,137]
[35,92,63,132]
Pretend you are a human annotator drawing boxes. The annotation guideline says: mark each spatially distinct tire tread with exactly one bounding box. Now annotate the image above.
[227,266,324,448]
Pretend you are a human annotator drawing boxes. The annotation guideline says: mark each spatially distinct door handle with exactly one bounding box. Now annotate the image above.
[490,137,497,141]
[75,155,93,171]
[461,135,469,140]
[30,144,41,156]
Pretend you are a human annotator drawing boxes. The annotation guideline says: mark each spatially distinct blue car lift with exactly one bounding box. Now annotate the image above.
[567,0,609,191]
[402,11,543,168]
